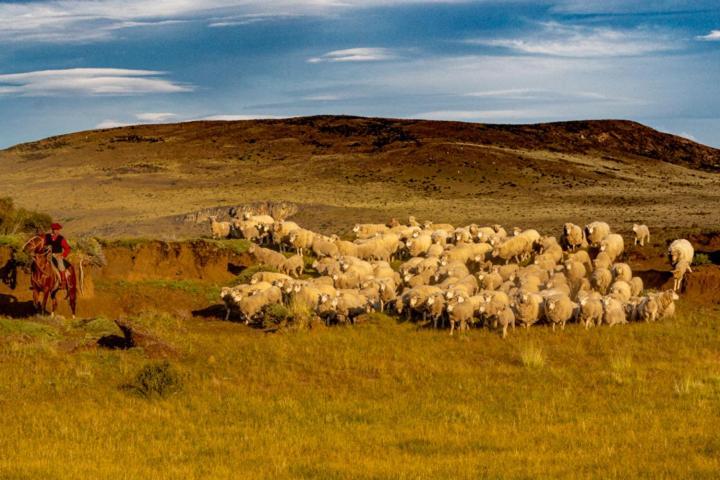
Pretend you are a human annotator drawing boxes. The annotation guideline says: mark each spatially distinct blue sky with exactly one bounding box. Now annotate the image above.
[0,0,719,148]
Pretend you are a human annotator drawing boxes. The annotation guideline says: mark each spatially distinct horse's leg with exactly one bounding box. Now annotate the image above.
[42,288,50,316]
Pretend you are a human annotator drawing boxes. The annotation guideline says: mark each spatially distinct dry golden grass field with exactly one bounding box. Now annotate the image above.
[2,116,720,479]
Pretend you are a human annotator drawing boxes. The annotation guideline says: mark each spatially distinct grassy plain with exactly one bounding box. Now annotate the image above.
[1,303,719,479]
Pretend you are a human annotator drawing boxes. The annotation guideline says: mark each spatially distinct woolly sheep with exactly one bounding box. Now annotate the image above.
[477,271,503,290]
[609,280,632,302]
[656,290,679,320]
[236,286,282,324]
[579,295,603,329]
[209,215,231,239]
[602,296,627,327]
[247,244,287,270]
[446,297,475,335]
[312,236,340,258]
[280,254,304,278]
[629,276,644,297]
[592,252,611,271]
[590,267,613,294]
[672,260,692,292]
[544,293,575,331]
[567,250,592,273]
[513,291,543,328]
[632,224,650,246]
[406,233,432,257]
[289,229,315,256]
[612,263,632,283]
[668,239,694,268]
[491,236,532,264]
[561,223,586,251]
[585,221,611,246]
[353,223,389,239]
[599,234,624,263]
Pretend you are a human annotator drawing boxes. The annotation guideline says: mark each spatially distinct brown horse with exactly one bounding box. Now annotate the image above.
[23,236,79,318]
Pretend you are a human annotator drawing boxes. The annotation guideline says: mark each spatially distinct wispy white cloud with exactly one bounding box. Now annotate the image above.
[95,119,130,129]
[0,68,192,96]
[303,94,343,101]
[679,131,697,141]
[697,30,720,41]
[469,23,677,57]
[308,48,396,63]
[136,112,178,122]
[0,0,471,42]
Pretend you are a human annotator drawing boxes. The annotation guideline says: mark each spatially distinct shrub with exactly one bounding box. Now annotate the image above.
[0,197,52,235]
[693,253,712,266]
[126,361,183,398]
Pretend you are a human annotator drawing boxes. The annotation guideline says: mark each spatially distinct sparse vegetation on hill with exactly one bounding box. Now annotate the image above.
[2,116,720,238]
[0,196,51,235]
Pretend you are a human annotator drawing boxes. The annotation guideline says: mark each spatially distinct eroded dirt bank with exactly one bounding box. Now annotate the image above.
[0,240,252,318]
[1,235,720,320]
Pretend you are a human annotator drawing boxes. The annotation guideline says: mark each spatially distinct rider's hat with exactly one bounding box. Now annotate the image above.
[51,223,62,230]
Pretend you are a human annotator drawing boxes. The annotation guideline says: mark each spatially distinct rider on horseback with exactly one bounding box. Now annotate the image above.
[46,223,71,288]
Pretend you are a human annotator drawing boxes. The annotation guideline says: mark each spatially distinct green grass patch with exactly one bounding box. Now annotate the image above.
[210,238,251,255]
[0,317,58,339]
[694,253,713,266]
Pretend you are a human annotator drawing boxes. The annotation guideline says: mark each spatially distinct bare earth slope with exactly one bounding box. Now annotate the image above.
[1,116,719,238]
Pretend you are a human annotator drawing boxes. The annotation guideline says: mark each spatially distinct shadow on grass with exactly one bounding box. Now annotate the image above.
[0,293,37,318]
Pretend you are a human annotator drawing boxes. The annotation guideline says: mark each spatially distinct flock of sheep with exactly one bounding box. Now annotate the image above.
[213,212,695,337]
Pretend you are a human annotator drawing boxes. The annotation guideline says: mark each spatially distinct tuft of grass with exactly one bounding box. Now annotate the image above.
[519,342,545,369]
[609,353,634,384]
[674,376,704,397]
[124,361,183,398]
[694,253,712,266]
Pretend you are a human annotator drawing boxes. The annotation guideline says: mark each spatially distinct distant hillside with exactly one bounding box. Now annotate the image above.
[1,115,719,237]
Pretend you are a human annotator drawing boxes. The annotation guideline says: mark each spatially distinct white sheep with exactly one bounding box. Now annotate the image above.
[544,293,575,331]
[584,221,611,246]
[561,223,586,251]
[280,255,304,278]
[491,236,532,264]
[672,260,692,292]
[602,296,627,326]
[353,223,389,239]
[579,295,603,329]
[289,229,315,257]
[513,291,543,328]
[209,215,231,239]
[629,276,644,297]
[632,224,650,246]
[599,234,624,263]
[668,239,694,268]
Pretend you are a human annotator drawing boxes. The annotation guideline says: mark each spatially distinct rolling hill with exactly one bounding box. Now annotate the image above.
[1,115,719,238]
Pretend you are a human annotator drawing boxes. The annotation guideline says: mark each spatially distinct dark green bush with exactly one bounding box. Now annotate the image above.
[126,361,183,398]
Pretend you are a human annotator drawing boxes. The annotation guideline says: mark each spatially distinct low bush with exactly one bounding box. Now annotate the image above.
[125,361,183,398]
